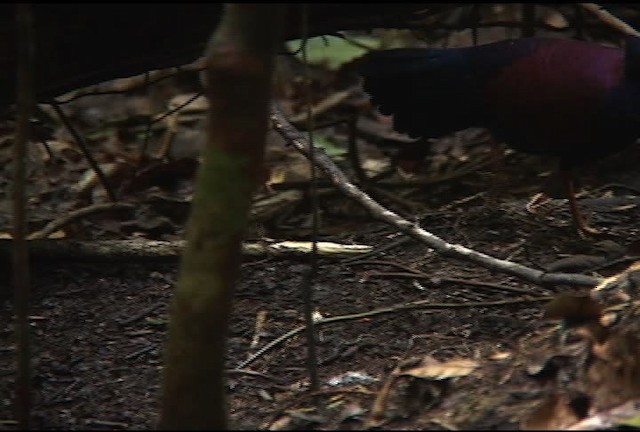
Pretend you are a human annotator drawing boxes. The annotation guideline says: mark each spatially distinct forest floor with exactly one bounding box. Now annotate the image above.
[2,29,640,430]
[1,133,639,430]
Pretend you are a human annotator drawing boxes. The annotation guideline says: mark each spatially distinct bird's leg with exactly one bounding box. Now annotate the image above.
[560,169,600,235]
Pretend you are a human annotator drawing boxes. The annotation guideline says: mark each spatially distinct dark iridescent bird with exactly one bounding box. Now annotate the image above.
[359,36,640,234]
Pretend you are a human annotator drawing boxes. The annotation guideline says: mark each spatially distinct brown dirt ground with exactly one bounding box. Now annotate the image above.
[1,140,640,430]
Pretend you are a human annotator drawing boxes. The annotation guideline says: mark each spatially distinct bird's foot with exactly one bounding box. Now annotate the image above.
[527,192,603,236]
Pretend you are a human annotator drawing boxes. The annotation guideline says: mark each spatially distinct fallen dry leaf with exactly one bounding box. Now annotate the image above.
[488,351,512,361]
[587,329,640,410]
[521,392,585,430]
[592,261,640,306]
[400,358,479,380]
[542,9,569,29]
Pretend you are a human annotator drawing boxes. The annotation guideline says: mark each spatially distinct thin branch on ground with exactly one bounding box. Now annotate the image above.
[367,271,543,295]
[116,301,164,327]
[225,368,285,384]
[270,104,600,287]
[27,202,135,240]
[289,88,355,125]
[0,239,371,263]
[349,259,543,295]
[236,295,552,369]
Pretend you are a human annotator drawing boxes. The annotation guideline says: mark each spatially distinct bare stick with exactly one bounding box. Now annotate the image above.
[271,104,600,287]
[236,295,552,369]
[289,88,355,125]
[580,3,640,37]
[27,202,135,240]
[0,240,370,264]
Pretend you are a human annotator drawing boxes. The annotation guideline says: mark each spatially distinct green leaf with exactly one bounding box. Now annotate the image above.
[310,131,347,160]
[286,35,381,70]
[618,415,640,427]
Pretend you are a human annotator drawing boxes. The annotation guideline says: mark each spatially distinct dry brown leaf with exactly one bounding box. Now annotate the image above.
[587,330,640,410]
[72,162,129,196]
[542,10,569,29]
[593,261,640,306]
[266,166,287,186]
[600,312,619,328]
[521,393,583,430]
[611,203,637,212]
[488,351,512,361]
[268,415,293,431]
[41,139,78,162]
[568,398,640,430]
[400,358,478,380]
[362,158,390,177]
[45,229,67,239]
